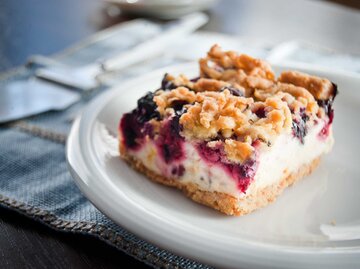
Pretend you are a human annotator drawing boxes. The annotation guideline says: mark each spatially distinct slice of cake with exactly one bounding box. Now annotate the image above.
[118,45,337,216]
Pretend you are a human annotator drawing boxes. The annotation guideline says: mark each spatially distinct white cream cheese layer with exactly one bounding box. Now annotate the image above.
[247,121,334,195]
[129,139,240,196]
[128,121,333,198]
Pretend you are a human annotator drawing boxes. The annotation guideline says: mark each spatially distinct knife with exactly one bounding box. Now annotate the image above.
[35,12,208,91]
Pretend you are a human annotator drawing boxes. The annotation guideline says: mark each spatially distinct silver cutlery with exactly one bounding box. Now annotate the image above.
[0,78,80,124]
[34,12,208,91]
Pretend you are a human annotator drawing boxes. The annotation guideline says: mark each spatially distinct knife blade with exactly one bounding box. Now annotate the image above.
[34,12,208,90]
[0,78,80,124]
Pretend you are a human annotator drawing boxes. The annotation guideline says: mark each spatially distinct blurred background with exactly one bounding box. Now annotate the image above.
[0,0,359,72]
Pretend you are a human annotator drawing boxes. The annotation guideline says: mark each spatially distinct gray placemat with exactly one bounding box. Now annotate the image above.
[1,23,359,268]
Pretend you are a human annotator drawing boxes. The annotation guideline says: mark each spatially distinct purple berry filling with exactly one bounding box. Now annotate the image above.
[318,123,331,138]
[171,165,185,177]
[197,142,225,163]
[317,98,335,125]
[317,100,334,139]
[120,112,143,150]
[317,83,338,138]
[136,91,160,123]
[120,88,188,171]
[120,114,154,150]
[291,83,338,143]
[196,142,258,193]
[119,91,159,150]
[155,116,185,164]
[226,160,257,193]
[292,107,309,144]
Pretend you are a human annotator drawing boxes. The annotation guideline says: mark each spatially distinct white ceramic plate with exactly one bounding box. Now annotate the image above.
[67,62,360,268]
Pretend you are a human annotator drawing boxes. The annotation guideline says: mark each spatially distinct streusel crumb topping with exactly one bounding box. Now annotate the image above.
[279,71,335,100]
[178,89,292,143]
[151,45,336,162]
[154,87,196,115]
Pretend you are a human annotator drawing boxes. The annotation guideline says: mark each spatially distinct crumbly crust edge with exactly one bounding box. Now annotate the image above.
[119,143,321,216]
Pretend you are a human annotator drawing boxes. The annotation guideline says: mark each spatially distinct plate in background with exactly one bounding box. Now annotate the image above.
[105,0,218,19]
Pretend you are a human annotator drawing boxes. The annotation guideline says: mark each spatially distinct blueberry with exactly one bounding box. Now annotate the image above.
[120,91,160,150]
[317,99,335,124]
[161,73,177,90]
[190,77,200,82]
[136,91,160,123]
[292,108,309,144]
[170,100,188,115]
[240,159,257,178]
[254,107,266,118]
[196,142,257,193]
[317,82,338,124]
[197,142,223,163]
[220,86,244,97]
[316,84,338,139]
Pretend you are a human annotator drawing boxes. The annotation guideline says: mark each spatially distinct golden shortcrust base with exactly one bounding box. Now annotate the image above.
[120,143,321,216]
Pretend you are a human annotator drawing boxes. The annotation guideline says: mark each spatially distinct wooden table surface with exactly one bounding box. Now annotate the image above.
[0,0,359,268]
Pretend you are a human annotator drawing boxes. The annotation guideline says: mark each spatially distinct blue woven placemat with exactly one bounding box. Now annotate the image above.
[1,26,359,268]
